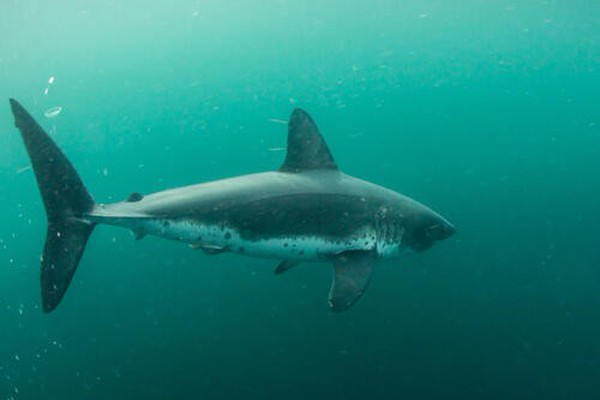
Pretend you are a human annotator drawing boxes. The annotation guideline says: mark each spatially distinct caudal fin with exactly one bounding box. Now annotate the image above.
[9,99,96,312]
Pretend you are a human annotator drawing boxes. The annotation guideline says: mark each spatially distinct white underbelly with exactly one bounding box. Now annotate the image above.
[110,218,407,261]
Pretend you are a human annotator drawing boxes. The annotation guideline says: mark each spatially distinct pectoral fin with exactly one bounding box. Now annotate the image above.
[274,260,300,275]
[328,250,376,312]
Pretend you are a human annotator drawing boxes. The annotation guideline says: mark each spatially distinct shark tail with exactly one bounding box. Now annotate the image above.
[9,99,96,313]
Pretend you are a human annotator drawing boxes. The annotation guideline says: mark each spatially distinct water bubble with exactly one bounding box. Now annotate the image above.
[16,165,32,174]
[268,118,287,125]
[48,76,55,84]
[44,106,63,119]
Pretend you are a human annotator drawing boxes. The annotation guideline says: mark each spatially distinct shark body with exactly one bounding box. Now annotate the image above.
[9,99,455,313]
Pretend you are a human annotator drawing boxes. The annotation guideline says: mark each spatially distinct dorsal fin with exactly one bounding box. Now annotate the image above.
[279,109,338,173]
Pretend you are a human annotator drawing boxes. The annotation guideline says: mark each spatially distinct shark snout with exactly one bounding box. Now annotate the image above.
[426,219,456,242]
[404,212,455,252]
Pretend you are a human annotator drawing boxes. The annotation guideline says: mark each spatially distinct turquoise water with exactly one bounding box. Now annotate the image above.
[2,1,600,398]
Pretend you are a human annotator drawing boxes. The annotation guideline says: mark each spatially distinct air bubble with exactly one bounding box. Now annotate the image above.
[44,106,63,119]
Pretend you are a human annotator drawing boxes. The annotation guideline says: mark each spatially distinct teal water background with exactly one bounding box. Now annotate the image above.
[2,1,600,398]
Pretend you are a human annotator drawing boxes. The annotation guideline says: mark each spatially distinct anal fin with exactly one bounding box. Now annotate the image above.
[329,250,377,312]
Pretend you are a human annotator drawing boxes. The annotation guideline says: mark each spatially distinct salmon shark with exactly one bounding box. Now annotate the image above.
[9,98,455,313]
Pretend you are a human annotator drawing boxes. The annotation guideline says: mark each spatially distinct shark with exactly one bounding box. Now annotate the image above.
[9,98,455,313]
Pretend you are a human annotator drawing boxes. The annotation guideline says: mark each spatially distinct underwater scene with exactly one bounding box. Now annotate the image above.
[1,0,600,399]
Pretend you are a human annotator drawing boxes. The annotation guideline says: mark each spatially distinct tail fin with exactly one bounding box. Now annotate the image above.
[9,99,96,312]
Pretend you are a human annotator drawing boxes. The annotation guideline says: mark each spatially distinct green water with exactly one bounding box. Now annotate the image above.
[2,1,600,398]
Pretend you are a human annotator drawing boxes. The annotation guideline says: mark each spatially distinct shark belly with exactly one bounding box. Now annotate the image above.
[116,217,391,261]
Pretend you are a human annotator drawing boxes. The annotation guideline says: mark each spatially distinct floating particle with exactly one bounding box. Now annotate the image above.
[48,76,55,84]
[44,87,49,95]
[268,118,287,125]
[16,165,32,174]
[44,106,62,119]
